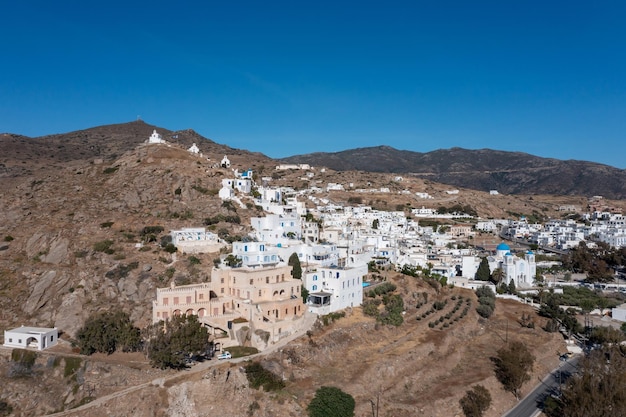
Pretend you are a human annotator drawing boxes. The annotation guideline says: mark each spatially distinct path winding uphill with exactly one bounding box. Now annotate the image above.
[47,311,318,416]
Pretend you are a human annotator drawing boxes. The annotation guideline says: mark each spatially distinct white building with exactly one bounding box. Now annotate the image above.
[147,129,166,144]
[232,241,282,267]
[305,264,366,315]
[488,243,536,288]
[171,227,223,254]
[4,326,58,351]
[187,143,200,154]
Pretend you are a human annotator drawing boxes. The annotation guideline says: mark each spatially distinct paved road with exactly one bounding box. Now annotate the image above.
[502,355,579,417]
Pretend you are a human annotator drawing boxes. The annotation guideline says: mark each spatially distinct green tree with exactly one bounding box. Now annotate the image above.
[492,341,535,400]
[459,385,492,417]
[379,294,404,326]
[475,257,491,281]
[288,252,302,279]
[146,315,210,369]
[307,386,355,417]
[545,346,626,417]
[76,310,141,355]
[490,268,505,285]
[244,362,285,391]
[475,286,496,319]
[507,279,516,294]
[224,254,242,267]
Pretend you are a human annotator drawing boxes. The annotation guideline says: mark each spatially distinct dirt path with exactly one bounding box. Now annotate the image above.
[46,311,318,416]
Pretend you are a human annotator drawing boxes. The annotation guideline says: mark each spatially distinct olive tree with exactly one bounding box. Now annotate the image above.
[492,341,535,399]
[459,385,492,417]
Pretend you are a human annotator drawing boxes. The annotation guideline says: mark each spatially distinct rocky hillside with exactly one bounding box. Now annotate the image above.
[280,145,626,198]
[0,274,565,417]
[0,121,622,339]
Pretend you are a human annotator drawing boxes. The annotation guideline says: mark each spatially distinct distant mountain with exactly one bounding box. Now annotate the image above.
[280,146,626,198]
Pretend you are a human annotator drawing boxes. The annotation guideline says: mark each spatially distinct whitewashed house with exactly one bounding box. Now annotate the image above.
[305,264,366,315]
[4,326,58,351]
[171,227,223,254]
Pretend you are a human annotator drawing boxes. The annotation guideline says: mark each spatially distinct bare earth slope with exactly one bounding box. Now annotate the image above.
[0,274,564,417]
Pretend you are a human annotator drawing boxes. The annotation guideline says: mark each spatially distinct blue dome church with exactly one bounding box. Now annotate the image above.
[488,242,536,288]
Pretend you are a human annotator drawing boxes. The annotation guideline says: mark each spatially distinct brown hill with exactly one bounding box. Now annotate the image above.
[0,273,564,417]
[280,145,626,198]
[0,121,622,338]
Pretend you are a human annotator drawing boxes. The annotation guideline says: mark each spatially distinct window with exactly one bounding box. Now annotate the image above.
[186,296,192,304]
[18,339,22,344]
[259,290,262,296]
[266,276,269,284]
[199,293,204,300]
[313,275,318,281]
[220,277,224,284]
[8,338,11,343]
[312,285,317,290]
[221,288,224,294]
[50,335,54,341]
[250,279,254,285]
[163,297,169,305]
[173,297,179,304]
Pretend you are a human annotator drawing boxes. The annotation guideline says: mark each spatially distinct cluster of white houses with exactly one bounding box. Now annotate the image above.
[148,143,625,349]
[6,133,625,352]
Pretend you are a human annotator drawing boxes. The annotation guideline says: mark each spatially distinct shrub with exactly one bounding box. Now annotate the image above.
[100,221,114,228]
[433,300,447,310]
[163,243,177,254]
[244,362,285,391]
[307,386,355,417]
[141,226,164,236]
[105,262,139,280]
[93,240,114,254]
[476,304,494,319]
[362,299,381,317]
[459,384,492,417]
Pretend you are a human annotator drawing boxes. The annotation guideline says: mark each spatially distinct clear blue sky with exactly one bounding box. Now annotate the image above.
[2,1,625,168]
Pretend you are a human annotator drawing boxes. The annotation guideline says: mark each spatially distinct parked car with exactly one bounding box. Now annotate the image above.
[217,351,232,360]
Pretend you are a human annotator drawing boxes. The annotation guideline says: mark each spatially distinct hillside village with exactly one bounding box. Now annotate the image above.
[1,126,625,416]
[141,129,626,353]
